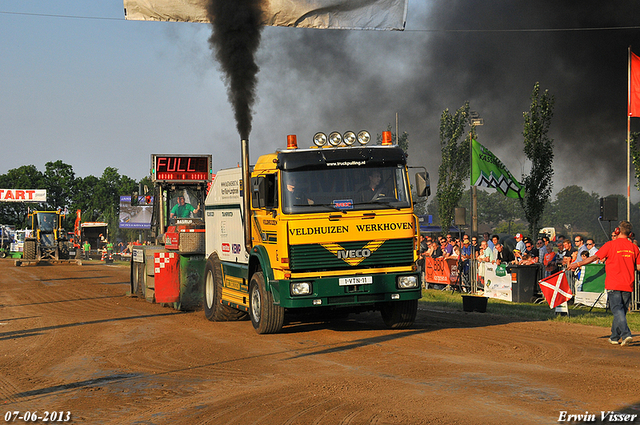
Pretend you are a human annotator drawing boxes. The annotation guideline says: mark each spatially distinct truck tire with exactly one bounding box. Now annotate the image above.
[203,254,247,321]
[58,241,69,260]
[24,239,36,260]
[249,271,284,334]
[131,261,144,297]
[142,265,155,303]
[380,299,418,329]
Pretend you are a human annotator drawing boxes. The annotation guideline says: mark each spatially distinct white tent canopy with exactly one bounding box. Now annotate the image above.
[123,0,408,30]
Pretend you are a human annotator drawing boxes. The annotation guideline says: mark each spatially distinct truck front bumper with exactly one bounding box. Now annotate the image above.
[270,272,421,309]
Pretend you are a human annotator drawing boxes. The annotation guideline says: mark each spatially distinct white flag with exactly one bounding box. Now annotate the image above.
[123,0,408,30]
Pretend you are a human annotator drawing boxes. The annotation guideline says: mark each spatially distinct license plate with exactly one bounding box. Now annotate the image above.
[339,276,372,286]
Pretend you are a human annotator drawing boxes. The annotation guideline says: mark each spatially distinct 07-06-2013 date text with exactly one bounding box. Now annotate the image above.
[4,411,71,422]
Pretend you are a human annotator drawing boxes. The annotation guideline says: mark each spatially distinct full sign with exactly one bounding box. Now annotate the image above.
[151,154,212,182]
[0,189,46,203]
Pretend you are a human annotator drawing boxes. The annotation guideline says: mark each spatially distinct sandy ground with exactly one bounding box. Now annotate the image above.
[1,259,639,425]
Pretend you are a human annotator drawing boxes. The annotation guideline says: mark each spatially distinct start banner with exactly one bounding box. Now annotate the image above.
[0,189,46,203]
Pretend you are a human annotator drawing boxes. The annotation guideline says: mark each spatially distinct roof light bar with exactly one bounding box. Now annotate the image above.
[311,130,372,147]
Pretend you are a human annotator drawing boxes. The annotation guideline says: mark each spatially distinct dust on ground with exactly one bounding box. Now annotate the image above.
[1,259,638,424]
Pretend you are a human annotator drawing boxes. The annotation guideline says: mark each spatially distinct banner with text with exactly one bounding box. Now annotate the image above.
[0,189,46,203]
[423,257,458,285]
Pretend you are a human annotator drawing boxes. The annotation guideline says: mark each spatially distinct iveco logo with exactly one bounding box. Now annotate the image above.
[337,249,371,259]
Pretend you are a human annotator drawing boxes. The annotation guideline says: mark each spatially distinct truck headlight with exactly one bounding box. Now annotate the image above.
[291,281,312,296]
[328,131,342,146]
[343,131,357,146]
[313,132,327,146]
[397,275,418,289]
[357,130,371,145]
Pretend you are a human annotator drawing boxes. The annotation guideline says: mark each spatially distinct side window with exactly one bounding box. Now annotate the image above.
[266,174,278,209]
[251,174,278,209]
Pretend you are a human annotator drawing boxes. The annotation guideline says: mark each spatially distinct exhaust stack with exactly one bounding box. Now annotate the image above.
[241,138,252,252]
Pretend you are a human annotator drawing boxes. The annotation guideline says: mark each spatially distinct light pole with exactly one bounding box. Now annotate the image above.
[469,111,483,237]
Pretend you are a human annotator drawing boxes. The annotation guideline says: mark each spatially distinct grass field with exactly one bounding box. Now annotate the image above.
[420,288,640,331]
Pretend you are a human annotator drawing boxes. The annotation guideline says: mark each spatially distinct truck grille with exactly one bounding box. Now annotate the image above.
[289,238,414,272]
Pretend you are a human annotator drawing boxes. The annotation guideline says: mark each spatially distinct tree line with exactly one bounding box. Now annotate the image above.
[0,160,147,243]
[431,82,640,244]
[426,186,635,245]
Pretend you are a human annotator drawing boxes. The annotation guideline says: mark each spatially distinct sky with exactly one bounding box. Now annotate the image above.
[2,1,640,203]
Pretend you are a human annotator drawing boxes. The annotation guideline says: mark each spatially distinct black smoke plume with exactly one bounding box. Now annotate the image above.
[254,1,640,198]
[206,0,264,140]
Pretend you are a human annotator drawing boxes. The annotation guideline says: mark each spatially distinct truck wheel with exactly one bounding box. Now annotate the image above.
[249,271,284,334]
[58,242,69,260]
[203,254,247,321]
[380,299,418,329]
[24,239,36,260]
[142,265,155,303]
[131,261,144,297]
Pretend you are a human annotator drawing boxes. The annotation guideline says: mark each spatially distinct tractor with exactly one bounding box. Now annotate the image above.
[23,211,70,261]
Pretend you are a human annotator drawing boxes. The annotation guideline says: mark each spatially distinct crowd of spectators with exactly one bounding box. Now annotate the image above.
[417,230,635,281]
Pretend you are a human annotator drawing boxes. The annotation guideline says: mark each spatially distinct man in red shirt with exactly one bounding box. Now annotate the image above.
[568,221,639,346]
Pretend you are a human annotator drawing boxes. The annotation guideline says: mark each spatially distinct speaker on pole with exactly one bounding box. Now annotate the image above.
[454,207,467,226]
[600,197,618,221]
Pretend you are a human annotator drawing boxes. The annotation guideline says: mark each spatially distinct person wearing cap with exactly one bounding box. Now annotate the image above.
[514,233,526,253]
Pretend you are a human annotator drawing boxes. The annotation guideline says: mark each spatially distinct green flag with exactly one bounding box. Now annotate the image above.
[471,139,523,198]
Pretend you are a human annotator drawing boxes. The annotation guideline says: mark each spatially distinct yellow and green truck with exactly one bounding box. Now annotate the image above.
[203,131,429,333]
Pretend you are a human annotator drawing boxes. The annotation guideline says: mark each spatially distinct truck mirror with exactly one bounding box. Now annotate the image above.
[131,192,139,206]
[415,172,430,197]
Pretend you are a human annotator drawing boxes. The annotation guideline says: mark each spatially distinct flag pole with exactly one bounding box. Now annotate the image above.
[628,46,632,221]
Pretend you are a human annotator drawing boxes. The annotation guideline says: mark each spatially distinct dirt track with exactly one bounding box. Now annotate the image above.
[1,259,639,424]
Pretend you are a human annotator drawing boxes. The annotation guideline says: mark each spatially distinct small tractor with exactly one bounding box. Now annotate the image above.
[22,211,70,261]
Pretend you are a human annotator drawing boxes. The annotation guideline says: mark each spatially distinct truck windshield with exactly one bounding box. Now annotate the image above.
[37,213,57,232]
[168,188,204,219]
[281,166,411,214]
